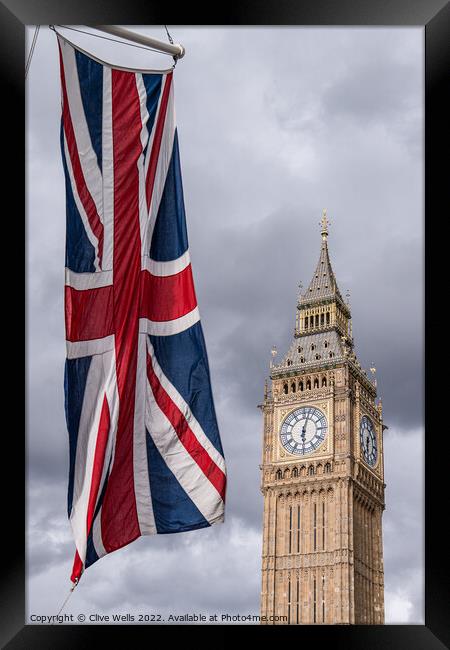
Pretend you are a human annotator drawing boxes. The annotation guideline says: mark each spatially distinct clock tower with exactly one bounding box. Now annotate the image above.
[259,211,386,625]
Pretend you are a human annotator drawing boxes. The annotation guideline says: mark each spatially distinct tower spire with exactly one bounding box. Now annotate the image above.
[299,209,344,306]
[321,208,329,241]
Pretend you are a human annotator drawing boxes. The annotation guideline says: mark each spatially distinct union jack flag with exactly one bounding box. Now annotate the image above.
[57,35,227,583]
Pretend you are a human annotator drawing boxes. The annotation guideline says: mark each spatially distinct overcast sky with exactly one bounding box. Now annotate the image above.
[26,25,424,624]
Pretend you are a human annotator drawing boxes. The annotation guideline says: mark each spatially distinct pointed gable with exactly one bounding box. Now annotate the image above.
[300,238,345,305]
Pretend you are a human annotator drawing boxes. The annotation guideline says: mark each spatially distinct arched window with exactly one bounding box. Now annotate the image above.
[315,314,319,327]
[308,465,315,476]
[326,311,330,324]
[325,463,331,473]
[291,382,296,393]
[322,376,327,387]
[305,319,308,329]
[315,354,321,360]
[283,383,288,394]
[314,378,319,388]
[324,340,328,349]
[292,467,298,478]
[306,379,311,390]
[320,313,324,326]
[329,352,334,358]
[300,357,305,363]
[276,469,282,480]
[311,344,316,351]
[299,381,304,391]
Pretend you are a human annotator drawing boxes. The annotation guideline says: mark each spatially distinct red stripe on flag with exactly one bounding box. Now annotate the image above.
[100,70,143,552]
[71,550,83,583]
[58,43,104,267]
[139,265,197,322]
[146,351,226,502]
[86,395,110,533]
[70,394,110,584]
[65,285,114,342]
[145,72,173,212]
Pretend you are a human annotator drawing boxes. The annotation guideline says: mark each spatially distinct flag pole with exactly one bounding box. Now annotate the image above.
[94,25,185,59]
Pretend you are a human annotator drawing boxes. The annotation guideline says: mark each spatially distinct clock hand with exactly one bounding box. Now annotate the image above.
[300,411,314,443]
[302,412,312,430]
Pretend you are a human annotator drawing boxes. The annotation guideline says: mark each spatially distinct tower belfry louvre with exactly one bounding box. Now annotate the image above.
[259,211,386,625]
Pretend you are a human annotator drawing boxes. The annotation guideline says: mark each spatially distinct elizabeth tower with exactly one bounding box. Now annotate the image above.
[259,212,386,625]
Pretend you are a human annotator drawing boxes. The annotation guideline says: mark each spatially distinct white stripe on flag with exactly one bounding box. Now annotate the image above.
[69,348,119,565]
[88,349,121,559]
[63,133,101,271]
[138,307,200,337]
[100,349,120,506]
[65,268,113,290]
[91,508,107,560]
[59,38,103,224]
[135,73,152,257]
[143,76,176,255]
[133,332,157,534]
[147,339,226,475]
[66,334,115,359]
[142,71,165,183]
[145,346,224,525]
[69,354,107,564]
[98,349,120,510]
[142,250,191,277]
[101,65,114,272]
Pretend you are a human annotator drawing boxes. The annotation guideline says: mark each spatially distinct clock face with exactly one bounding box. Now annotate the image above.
[280,407,328,456]
[360,416,377,467]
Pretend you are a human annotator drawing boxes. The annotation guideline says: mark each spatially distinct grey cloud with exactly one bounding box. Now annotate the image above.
[27,512,262,620]
[322,60,419,123]
[383,428,424,623]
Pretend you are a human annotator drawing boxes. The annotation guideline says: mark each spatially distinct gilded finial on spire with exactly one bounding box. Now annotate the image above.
[321,208,329,241]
